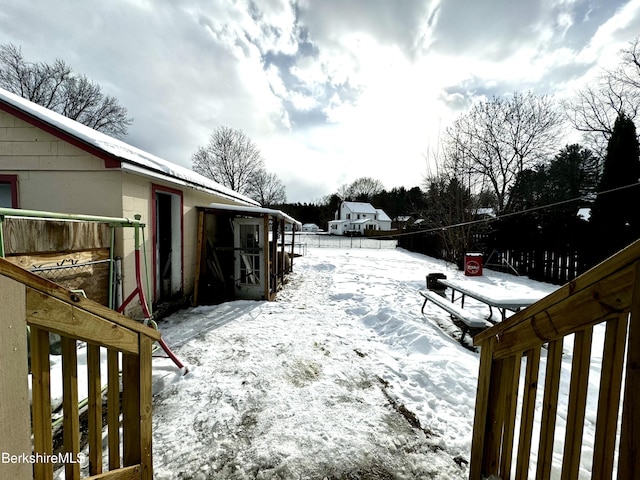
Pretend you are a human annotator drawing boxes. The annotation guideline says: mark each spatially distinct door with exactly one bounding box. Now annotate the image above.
[153,188,183,302]
[233,218,264,299]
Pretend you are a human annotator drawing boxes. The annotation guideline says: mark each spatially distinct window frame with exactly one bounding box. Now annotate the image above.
[0,174,19,208]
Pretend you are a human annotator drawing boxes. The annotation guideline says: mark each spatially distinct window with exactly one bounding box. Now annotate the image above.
[0,175,18,208]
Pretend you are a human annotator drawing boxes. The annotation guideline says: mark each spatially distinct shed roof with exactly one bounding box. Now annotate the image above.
[202,202,301,226]
[0,88,258,206]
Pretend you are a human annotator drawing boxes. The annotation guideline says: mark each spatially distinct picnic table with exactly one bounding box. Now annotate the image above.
[437,278,541,321]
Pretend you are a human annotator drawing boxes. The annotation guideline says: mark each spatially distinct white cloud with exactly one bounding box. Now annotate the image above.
[0,0,639,202]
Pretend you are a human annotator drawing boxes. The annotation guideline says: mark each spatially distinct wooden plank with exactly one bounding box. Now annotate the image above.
[85,464,141,480]
[27,288,140,354]
[0,277,32,480]
[536,338,564,480]
[139,336,154,480]
[469,338,495,480]
[0,258,161,341]
[499,354,523,479]
[515,347,542,479]
[3,217,109,254]
[87,344,103,476]
[489,265,634,359]
[193,210,206,306]
[108,349,121,471]
[618,260,640,479]
[31,325,54,479]
[62,336,81,480]
[122,352,141,467]
[592,315,628,479]
[561,327,593,480]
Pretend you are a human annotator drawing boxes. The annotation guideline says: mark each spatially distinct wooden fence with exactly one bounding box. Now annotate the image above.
[469,239,640,479]
[0,257,160,480]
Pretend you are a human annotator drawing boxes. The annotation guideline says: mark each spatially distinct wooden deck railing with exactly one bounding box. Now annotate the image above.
[0,257,161,480]
[469,239,640,479]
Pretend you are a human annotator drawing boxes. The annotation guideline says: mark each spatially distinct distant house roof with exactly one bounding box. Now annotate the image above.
[342,202,379,214]
[0,88,258,206]
[376,209,391,222]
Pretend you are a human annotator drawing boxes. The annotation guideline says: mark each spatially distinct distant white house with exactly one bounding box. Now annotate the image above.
[327,201,392,235]
[302,223,321,232]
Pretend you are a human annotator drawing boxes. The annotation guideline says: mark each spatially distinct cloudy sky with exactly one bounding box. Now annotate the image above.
[1,1,639,203]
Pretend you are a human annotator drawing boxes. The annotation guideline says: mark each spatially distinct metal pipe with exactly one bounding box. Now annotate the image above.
[108,226,115,310]
[0,207,144,227]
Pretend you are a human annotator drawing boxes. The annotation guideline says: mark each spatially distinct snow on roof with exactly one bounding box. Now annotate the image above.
[376,209,391,222]
[0,87,258,206]
[205,202,301,226]
[342,201,378,214]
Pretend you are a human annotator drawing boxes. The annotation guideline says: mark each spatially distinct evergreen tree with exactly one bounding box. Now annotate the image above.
[589,113,640,261]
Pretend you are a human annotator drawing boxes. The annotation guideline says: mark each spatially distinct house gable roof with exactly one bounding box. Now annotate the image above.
[0,88,258,206]
[342,201,378,215]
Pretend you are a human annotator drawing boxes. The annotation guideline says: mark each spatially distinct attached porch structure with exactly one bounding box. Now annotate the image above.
[193,203,301,304]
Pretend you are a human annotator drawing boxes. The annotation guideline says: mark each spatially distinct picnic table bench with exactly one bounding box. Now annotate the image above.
[438,278,541,321]
[419,289,491,340]
[420,275,543,341]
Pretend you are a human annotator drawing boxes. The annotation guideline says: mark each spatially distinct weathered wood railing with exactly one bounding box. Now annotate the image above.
[0,257,160,480]
[470,239,640,479]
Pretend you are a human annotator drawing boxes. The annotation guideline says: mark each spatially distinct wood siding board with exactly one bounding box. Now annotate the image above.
[469,338,495,480]
[62,336,81,480]
[592,315,628,480]
[560,326,593,480]
[88,344,103,475]
[536,338,564,480]
[108,349,121,470]
[31,325,54,479]
[618,261,640,478]
[515,347,542,480]
[26,288,139,354]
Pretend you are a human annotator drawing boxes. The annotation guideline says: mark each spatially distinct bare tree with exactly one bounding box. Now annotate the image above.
[441,91,563,212]
[564,37,640,154]
[193,126,265,196]
[248,168,287,207]
[344,177,385,201]
[0,43,132,136]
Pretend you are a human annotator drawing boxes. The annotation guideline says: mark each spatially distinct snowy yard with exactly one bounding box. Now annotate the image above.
[150,246,557,479]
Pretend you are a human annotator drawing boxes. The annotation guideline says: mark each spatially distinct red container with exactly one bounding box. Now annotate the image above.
[464,253,483,276]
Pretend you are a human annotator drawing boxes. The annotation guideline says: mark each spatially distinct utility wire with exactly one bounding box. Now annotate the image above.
[379,180,640,240]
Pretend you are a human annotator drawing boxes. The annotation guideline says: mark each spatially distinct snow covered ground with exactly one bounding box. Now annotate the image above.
[150,246,558,479]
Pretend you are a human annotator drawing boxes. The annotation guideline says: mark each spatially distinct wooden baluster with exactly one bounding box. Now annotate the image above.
[61,336,80,479]
[107,349,121,470]
[561,327,593,480]
[31,326,53,479]
[593,315,628,479]
[499,353,523,480]
[87,343,102,475]
[515,347,541,479]
[536,338,564,480]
